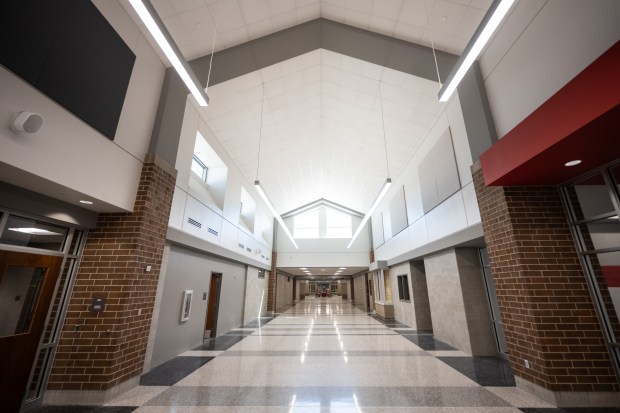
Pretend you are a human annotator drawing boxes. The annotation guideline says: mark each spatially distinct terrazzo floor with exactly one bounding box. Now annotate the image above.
[33,298,620,412]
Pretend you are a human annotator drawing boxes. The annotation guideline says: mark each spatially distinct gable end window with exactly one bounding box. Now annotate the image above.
[191,154,208,181]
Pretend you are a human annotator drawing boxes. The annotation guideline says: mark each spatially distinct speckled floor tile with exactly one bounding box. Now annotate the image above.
[427,350,471,357]
[105,408,526,413]
[105,386,167,406]
[485,387,554,408]
[175,355,478,387]
[48,300,591,412]
[225,333,423,352]
[146,386,508,407]
[401,335,457,351]
[140,356,214,386]
[519,408,620,413]
[218,350,429,357]
[180,350,224,357]
[193,335,246,350]
[31,407,137,413]
[438,356,515,386]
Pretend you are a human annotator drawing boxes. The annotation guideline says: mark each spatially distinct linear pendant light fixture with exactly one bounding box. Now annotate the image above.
[347,82,392,249]
[254,83,298,249]
[438,0,515,102]
[128,0,209,106]
[347,178,392,249]
[255,181,299,249]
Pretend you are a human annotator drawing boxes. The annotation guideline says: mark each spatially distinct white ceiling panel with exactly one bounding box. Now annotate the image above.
[121,0,490,60]
[118,0,493,214]
[200,49,443,214]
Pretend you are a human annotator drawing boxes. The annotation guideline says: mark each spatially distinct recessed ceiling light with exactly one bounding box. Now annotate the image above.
[300,267,307,270]
[338,267,347,270]
[564,160,582,167]
[79,200,94,204]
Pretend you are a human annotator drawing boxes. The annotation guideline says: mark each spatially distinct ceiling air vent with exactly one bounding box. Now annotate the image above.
[187,217,202,228]
[238,243,244,249]
[246,247,252,252]
[207,227,218,236]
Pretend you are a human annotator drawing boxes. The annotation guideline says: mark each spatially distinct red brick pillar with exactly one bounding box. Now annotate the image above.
[47,154,176,400]
[267,251,277,313]
[472,163,619,405]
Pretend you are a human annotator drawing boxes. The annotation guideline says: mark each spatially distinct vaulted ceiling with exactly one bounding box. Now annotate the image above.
[121,0,493,214]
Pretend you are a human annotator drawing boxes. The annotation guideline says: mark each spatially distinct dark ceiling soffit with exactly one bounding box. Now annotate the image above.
[190,18,458,87]
[281,198,364,219]
[0,180,99,229]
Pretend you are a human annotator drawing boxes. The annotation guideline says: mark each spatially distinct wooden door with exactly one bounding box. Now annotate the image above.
[0,251,62,413]
[204,273,221,339]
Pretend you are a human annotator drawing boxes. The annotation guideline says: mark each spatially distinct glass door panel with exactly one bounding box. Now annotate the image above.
[0,265,46,338]
[0,251,62,413]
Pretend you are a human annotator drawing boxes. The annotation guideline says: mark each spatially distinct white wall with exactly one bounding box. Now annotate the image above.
[373,93,480,262]
[0,1,165,212]
[389,262,416,328]
[276,214,370,268]
[243,267,268,324]
[151,245,248,368]
[480,0,620,138]
[169,98,274,267]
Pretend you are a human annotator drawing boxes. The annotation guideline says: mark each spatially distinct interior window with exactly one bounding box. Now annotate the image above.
[294,209,319,238]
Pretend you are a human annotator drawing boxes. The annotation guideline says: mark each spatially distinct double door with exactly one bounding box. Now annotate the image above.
[0,251,62,413]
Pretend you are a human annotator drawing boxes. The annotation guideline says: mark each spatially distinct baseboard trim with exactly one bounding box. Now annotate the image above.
[515,376,620,407]
[43,376,139,405]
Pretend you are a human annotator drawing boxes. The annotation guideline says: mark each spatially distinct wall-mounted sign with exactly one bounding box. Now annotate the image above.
[90,297,106,313]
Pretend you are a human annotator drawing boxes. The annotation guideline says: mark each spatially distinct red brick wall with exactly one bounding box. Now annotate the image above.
[267,251,277,312]
[473,167,619,392]
[48,154,176,391]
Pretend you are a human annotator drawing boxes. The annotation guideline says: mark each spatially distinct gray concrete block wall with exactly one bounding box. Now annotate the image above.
[410,261,433,331]
[424,248,495,355]
[275,273,294,310]
[352,274,368,308]
[455,248,496,356]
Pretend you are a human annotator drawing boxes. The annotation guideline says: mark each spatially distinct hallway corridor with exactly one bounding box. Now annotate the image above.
[113,298,553,412]
[36,298,596,412]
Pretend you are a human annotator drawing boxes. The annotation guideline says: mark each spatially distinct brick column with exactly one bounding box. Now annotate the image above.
[472,163,619,405]
[267,251,277,313]
[47,154,176,401]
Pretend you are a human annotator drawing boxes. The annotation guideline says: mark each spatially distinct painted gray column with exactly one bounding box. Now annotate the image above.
[456,62,498,161]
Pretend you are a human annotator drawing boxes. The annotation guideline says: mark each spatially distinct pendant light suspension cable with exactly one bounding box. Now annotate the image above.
[256,82,265,181]
[378,82,390,179]
[205,4,221,93]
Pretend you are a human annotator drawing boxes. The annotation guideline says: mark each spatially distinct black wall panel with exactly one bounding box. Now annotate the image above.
[0,0,136,140]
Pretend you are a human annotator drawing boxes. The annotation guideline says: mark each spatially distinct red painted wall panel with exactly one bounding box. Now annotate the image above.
[480,41,620,186]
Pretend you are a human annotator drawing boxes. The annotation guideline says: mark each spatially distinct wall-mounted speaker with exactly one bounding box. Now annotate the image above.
[11,111,44,134]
